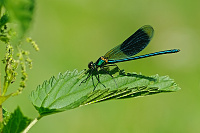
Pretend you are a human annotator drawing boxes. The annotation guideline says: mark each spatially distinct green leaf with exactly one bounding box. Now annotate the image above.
[2,107,32,133]
[2,107,11,125]
[30,69,180,116]
[0,14,9,29]
[0,107,11,132]
[4,0,35,34]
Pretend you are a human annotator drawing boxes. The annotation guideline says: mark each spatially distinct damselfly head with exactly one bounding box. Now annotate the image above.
[88,61,94,69]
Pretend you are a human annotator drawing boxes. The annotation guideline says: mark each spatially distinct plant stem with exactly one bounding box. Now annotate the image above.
[0,67,3,122]
[0,105,2,122]
[0,2,3,120]
[22,116,42,133]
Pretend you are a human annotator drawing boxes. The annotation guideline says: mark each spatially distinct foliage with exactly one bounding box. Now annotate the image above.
[0,0,37,132]
[30,69,180,116]
[2,107,32,133]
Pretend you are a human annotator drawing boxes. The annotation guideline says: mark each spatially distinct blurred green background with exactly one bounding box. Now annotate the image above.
[3,0,200,132]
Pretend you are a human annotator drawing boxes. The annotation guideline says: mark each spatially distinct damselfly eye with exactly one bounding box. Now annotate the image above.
[88,61,94,69]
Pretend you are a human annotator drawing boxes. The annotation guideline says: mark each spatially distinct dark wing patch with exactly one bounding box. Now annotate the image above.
[104,25,154,60]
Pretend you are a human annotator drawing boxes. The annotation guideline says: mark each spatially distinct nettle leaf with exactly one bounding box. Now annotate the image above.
[5,0,35,34]
[30,69,180,116]
[2,107,32,133]
[2,108,11,126]
[0,107,11,132]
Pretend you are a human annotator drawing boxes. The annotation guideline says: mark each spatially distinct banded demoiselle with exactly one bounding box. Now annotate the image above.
[81,25,180,90]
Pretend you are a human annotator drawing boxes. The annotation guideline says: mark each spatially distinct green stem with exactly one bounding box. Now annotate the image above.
[0,72,3,122]
[0,4,3,123]
[2,62,10,96]
[22,116,42,133]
